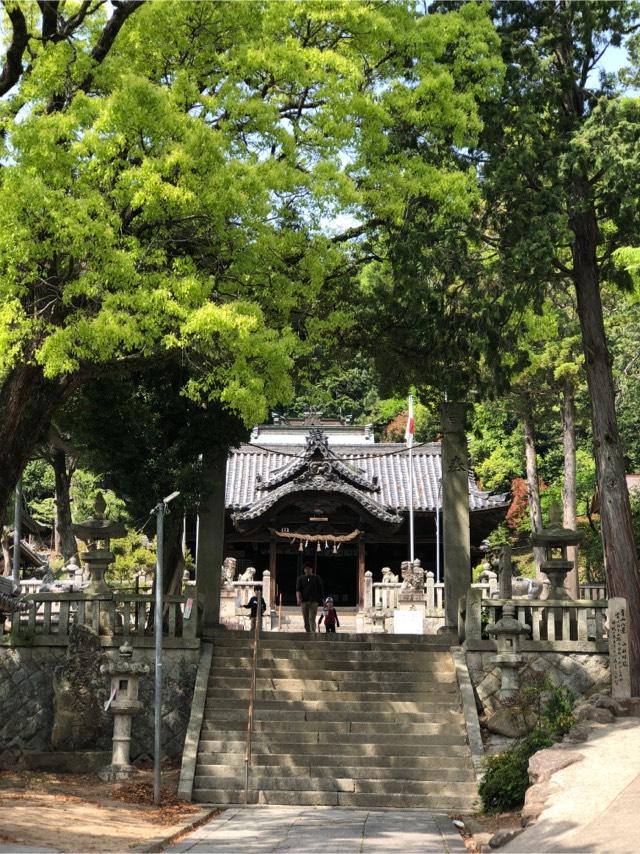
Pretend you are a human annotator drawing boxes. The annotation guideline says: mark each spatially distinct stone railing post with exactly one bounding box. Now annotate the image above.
[464,587,483,643]
[426,571,435,610]
[498,544,513,599]
[487,571,498,598]
[364,570,373,610]
[262,571,271,611]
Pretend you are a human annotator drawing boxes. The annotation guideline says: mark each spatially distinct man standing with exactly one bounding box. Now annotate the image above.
[296,564,325,633]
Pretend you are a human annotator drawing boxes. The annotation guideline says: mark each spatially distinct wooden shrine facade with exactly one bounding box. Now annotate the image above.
[223,423,509,609]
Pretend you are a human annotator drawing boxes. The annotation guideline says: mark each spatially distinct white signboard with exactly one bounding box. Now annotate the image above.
[393,609,423,635]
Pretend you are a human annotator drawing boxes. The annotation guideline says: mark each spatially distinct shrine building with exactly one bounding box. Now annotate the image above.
[222,420,509,609]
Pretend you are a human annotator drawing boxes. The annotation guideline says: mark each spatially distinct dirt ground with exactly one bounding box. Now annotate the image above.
[452,810,523,853]
[0,767,219,852]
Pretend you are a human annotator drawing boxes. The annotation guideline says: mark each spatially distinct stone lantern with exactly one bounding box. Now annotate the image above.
[487,604,531,703]
[530,503,583,601]
[72,493,127,595]
[99,641,150,782]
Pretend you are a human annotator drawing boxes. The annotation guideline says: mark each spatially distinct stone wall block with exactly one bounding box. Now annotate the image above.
[0,646,198,762]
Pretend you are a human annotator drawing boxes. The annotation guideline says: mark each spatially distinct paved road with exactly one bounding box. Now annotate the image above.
[165,806,466,853]
[502,718,640,853]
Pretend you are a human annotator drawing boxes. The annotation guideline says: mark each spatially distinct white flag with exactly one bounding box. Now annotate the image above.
[405,395,414,447]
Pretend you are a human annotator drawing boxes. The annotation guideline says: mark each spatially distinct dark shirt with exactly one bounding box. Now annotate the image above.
[242,595,267,618]
[296,573,325,604]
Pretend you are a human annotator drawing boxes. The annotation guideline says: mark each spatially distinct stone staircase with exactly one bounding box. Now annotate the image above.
[192,630,477,810]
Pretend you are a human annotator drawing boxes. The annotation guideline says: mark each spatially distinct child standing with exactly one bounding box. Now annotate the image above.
[317,597,340,633]
[242,585,266,632]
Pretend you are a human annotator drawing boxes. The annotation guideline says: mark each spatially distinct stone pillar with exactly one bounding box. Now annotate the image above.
[608,597,632,699]
[498,545,513,599]
[196,452,227,633]
[364,570,373,610]
[441,402,471,630]
[464,586,483,642]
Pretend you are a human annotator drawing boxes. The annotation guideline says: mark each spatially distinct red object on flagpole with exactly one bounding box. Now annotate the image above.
[405,395,414,447]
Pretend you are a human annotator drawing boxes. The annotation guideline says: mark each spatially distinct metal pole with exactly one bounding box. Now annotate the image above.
[409,443,415,563]
[194,514,200,577]
[152,490,179,807]
[13,477,22,587]
[436,480,441,584]
[153,501,164,807]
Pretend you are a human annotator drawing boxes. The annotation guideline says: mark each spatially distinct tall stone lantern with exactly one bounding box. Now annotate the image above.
[530,504,583,601]
[72,493,127,595]
[99,641,150,782]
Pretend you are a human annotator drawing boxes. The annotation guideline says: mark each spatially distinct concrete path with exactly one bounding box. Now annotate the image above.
[165,806,466,853]
[502,718,640,853]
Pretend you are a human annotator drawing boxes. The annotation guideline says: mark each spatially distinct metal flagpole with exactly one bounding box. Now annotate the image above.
[407,394,415,563]
[436,479,441,583]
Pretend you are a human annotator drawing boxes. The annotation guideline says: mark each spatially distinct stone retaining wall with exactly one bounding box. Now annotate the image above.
[466,650,610,716]
[0,645,198,766]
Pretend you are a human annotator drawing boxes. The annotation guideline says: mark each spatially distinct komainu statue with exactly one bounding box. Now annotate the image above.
[238,566,256,582]
[221,557,237,587]
[381,567,399,584]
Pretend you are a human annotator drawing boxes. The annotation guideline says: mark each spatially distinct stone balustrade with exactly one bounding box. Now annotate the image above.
[370,576,491,614]
[462,589,609,653]
[1,590,197,647]
[579,583,607,600]
[218,573,271,631]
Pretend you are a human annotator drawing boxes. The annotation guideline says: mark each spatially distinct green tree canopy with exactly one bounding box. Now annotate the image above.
[0,0,502,519]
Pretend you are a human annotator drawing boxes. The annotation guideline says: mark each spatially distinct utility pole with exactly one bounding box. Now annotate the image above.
[13,477,22,587]
[151,490,180,806]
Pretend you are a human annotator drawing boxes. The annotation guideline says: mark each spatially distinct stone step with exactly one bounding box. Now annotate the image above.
[209,664,454,680]
[206,704,460,720]
[208,676,456,693]
[196,750,472,768]
[205,688,458,702]
[195,763,475,782]
[209,632,451,649]
[197,736,469,753]
[191,788,476,810]
[209,667,456,688]
[201,719,464,736]
[208,666,454,681]
[211,651,453,667]
[198,729,467,746]
[193,774,477,797]
[203,708,463,724]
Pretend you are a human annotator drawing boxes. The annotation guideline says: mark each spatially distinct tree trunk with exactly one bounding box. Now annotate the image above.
[562,379,579,598]
[0,365,75,528]
[571,186,640,694]
[523,408,545,578]
[51,447,77,562]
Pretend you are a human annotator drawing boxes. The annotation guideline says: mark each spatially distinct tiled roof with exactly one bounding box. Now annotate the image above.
[226,442,509,514]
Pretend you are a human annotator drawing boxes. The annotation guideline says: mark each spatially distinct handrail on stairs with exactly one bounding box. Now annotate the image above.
[244,587,261,803]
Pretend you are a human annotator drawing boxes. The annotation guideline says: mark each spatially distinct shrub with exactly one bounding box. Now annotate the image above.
[479,730,553,813]
[540,684,576,738]
[479,679,576,813]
